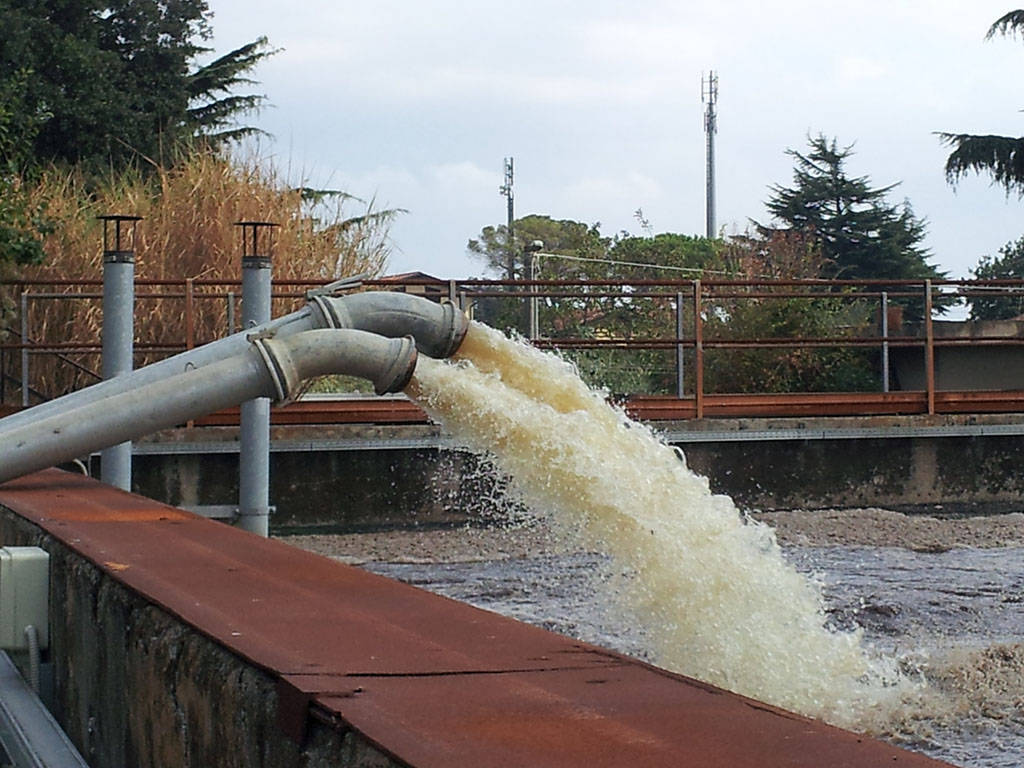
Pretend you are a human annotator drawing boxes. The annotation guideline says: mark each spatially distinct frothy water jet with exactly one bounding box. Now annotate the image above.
[406,322,921,731]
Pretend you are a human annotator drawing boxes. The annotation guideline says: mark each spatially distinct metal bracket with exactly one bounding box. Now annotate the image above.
[305,274,369,300]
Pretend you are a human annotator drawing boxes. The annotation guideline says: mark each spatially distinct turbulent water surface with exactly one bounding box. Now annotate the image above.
[387,321,1024,767]
[362,544,1024,768]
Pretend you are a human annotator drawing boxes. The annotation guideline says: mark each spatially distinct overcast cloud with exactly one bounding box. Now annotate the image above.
[208,1,1024,278]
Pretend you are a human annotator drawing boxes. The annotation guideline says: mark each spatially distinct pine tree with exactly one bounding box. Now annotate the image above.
[0,0,274,169]
[940,11,1024,194]
[759,135,943,283]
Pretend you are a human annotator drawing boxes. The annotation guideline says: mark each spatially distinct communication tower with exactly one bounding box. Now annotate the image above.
[702,71,718,239]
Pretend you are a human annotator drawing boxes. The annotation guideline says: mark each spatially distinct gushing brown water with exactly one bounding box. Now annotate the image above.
[407,322,918,730]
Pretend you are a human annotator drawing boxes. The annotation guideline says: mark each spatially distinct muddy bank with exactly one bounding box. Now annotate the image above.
[753,508,1024,550]
[278,508,1024,563]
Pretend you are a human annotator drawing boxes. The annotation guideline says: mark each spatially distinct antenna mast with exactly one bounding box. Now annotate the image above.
[702,71,718,239]
[499,157,515,279]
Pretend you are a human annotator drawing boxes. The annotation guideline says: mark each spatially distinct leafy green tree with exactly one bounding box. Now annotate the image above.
[468,214,608,280]
[940,11,1024,193]
[969,237,1024,319]
[0,68,52,273]
[759,135,943,286]
[0,0,273,170]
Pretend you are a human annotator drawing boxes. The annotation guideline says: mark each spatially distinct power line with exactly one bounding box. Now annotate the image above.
[536,251,736,277]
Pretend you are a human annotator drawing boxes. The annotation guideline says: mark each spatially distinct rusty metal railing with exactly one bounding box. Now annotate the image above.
[4,276,1024,417]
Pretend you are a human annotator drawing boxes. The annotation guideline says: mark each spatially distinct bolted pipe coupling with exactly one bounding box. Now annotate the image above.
[310,292,468,359]
[253,329,418,403]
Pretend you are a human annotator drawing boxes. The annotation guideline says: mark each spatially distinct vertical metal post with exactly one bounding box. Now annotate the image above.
[881,291,890,393]
[924,280,935,415]
[19,293,29,408]
[675,291,685,399]
[237,221,277,536]
[226,291,236,336]
[694,280,704,419]
[99,214,141,490]
[525,241,543,342]
[185,278,195,350]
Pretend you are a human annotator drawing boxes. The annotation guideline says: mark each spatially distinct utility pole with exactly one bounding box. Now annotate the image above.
[499,157,515,280]
[702,71,718,239]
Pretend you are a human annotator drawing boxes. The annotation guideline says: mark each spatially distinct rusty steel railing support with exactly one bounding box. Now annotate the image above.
[881,291,890,393]
[694,279,704,419]
[19,293,29,408]
[675,291,685,399]
[925,279,935,415]
[185,278,195,351]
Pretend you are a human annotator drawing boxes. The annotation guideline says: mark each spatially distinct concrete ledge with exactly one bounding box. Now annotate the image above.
[122,414,1024,529]
[0,470,952,767]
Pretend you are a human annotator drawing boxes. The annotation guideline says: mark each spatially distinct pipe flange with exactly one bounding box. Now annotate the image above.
[308,294,350,330]
[251,337,293,403]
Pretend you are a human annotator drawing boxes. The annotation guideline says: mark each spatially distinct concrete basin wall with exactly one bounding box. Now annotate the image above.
[0,494,398,768]
[0,470,952,768]
[126,416,1024,531]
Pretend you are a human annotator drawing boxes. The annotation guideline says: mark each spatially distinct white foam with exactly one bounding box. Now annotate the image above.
[407,322,918,729]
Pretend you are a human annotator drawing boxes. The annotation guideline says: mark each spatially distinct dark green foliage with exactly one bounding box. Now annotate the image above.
[760,135,942,285]
[187,37,276,145]
[0,68,53,271]
[970,237,1024,319]
[703,295,878,394]
[468,214,609,280]
[941,134,1024,195]
[0,0,273,170]
[467,214,883,394]
[0,0,273,272]
[939,11,1024,194]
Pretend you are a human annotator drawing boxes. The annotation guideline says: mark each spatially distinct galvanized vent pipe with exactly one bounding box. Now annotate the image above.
[98,214,141,491]
[237,221,276,536]
[0,329,417,487]
[0,291,467,434]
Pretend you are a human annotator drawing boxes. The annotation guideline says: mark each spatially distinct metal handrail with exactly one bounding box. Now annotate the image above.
[5,276,1024,416]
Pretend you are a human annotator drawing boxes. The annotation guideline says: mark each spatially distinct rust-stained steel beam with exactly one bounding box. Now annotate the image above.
[7,389,1024,428]
[0,471,953,767]
[184,389,1024,427]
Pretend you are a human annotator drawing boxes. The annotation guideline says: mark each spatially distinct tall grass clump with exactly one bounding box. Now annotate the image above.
[5,147,399,399]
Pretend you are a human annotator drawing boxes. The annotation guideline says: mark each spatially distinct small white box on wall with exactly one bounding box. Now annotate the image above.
[0,547,49,651]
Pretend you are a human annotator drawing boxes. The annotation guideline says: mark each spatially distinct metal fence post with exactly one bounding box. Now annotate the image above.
[226,291,236,336]
[694,280,704,418]
[185,278,195,351]
[237,221,277,536]
[675,291,685,399]
[99,214,141,490]
[19,293,29,408]
[881,291,889,393]
[924,280,935,415]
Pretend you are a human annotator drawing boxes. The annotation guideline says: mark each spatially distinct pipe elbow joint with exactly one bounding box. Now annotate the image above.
[255,329,418,402]
[311,292,468,359]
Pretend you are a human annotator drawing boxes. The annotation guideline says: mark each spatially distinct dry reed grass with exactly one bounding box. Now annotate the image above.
[3,148,397,399]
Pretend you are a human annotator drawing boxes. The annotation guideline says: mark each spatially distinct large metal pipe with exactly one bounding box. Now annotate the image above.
[0,329,416,486]
[0,292,467,433]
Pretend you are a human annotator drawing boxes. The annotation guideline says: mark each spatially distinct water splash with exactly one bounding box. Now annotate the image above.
[406,322,918,729]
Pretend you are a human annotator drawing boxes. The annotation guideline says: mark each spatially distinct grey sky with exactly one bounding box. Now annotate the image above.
[209,1,1024,279]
